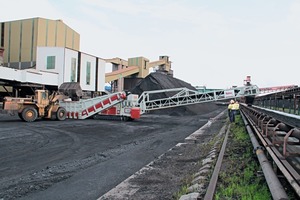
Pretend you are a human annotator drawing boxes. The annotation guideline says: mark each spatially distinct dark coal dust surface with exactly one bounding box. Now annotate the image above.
[0,72,226,199]
[0,103,225,200]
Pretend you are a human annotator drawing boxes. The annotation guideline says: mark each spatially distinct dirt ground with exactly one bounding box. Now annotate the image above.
[0,103,227,200]
[100,110,227,200]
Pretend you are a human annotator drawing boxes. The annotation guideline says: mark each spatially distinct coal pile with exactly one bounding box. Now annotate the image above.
[130,72,222,116]
[130,72,196,99]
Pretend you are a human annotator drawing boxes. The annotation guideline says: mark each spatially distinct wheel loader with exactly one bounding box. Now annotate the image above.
[2,89,68,122]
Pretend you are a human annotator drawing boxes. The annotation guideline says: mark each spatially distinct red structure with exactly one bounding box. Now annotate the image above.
[244,75,252,86]
[259,85,298,94]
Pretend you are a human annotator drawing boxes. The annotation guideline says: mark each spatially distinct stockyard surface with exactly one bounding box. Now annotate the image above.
[0,73,227,200]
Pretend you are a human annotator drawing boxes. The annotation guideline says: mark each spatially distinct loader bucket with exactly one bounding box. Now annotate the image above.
[58,82,83,101]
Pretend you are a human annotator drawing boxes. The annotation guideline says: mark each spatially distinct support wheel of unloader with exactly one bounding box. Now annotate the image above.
[121,116,133,121]
[56,107,67,121]
[22,107,38,122]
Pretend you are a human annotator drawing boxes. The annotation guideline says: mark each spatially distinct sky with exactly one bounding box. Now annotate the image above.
[2,0,300,89]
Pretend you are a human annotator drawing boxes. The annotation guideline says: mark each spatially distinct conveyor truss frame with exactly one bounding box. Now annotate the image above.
[138,85,259,114]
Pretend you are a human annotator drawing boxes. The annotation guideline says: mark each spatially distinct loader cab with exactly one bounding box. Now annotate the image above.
[35,90,50,107]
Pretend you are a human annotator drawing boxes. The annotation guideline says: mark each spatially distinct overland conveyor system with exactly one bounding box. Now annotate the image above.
[59,91,127,119]
[138,84,260,114]
[58,84,259,120]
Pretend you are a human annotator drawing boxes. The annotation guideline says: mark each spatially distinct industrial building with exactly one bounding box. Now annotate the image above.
[0,17,173,98]
[105,56,172,92]
[0,17,80,69]
[0,17,106,98]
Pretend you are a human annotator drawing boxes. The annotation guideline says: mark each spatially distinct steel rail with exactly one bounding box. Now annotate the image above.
[203,124,231,200]
[241,111,288,200]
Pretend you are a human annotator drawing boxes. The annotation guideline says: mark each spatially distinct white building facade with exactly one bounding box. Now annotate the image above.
[36,47,105,92]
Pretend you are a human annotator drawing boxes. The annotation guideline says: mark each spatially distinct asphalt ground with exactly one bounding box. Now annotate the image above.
[0,104,226,200]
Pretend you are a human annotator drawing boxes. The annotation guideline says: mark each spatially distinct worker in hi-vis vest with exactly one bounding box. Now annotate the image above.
[228,99,235,123]
[230,100,240,122]
[232,100,240,115]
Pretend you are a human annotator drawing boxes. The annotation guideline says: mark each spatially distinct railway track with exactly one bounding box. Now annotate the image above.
[202,103,300,199]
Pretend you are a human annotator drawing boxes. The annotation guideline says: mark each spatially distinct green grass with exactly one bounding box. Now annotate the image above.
[174,115,277,200]
[215,115,271,200]
[173,128,221,199]
[174,184,189,199]
[174,173,197,200]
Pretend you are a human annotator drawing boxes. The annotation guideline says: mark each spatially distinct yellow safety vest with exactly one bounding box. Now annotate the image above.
[232,103,239,110]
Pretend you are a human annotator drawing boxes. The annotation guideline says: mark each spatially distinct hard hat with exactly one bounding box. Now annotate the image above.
[230,100,234,103]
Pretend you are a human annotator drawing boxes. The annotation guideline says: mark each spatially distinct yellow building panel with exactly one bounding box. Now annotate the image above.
[47,20,56,46]
[56,20,66,47]
[37,18,47,46]
[1,17,80,64]
[65,26,73,49]
[21,19,33,61]
[73,31,80,51]
[0,24,2,47]
[128,57,150,78]
[3,23,9,62]
[10,21,21,62]
[32,19,38,60]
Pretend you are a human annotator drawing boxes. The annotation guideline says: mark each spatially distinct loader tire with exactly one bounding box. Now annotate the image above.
[22,107,38,122]
[18,112,25,121]
[56,107,67,121]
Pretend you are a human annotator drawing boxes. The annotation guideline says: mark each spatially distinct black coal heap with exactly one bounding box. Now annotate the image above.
[130,72,219,116]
